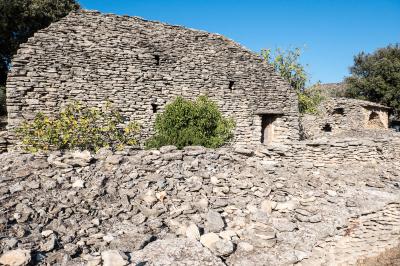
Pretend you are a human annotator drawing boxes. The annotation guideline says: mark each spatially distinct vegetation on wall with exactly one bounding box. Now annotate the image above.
[16,102,139,152]
[146,96,235,149]
[345,44,400,116]
[0,0,79,115]
[261,47,323,114]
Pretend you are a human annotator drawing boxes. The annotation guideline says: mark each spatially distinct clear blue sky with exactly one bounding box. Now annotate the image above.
[78,0,400,85]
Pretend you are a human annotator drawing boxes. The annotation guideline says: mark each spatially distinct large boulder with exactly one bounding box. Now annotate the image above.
[129,238,224,266]
[0,249,31,266]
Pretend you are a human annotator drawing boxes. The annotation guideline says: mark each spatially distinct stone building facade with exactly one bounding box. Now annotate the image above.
[6,10,300,146]
[301,98,391,139]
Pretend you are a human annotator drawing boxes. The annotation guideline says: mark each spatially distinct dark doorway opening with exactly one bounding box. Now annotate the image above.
[261,115,277,144]
[151,103,158,113]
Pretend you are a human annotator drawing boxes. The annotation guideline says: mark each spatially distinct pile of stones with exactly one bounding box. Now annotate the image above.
[0,145,399,265]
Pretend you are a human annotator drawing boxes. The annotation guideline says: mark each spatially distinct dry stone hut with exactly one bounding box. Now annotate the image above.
[6,10,300,146]
[301,97,391,139]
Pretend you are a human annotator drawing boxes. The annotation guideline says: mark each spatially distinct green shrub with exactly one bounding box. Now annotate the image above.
[146,96,235,149]
[16,102,139,152]
[298,90,324,114]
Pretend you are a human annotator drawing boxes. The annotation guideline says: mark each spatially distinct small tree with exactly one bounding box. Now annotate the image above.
[345,44,400,116]
[261,47,323,114]
[16,102,139,152]
[146,96,235,149]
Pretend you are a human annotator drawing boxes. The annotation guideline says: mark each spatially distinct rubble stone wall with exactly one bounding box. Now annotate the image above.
[301,98,390,139]
[0,139,399,265]
[262,137,400,167]
[5,10,299,146]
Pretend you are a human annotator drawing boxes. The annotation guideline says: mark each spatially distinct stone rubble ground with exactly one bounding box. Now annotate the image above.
[0,145,399,265]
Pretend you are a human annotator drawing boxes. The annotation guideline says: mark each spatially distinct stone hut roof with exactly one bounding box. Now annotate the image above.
[328,97,391,110]
[6,9,300,145]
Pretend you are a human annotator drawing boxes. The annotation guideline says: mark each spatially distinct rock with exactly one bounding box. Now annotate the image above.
[9,183,23,194]
[67,150,93,166]
[3,238,18,249]
[200,233,220,249]
[87,256,102,266]
[41,230,54,237]
[26,181,40,189]
[72,179,85,188]
[64,243,79,256]
[236,242,254,253]
[326,190,337,197]
[260,200,276,214]
[95,147,113,160]
[205,210,225,233]
[200,233,234,256]
[271,218,298,232]
[195,197,209,210]
[212,239,234,256]
[105,155,123,165]
[275,200,297,211]
[103,234,115,243]
[219,230,237,240]
[186,223,200,240]
[0,249,31,266]
[242,223,276,248]
[162,151,183,161]
[40,234,57,252]
[129,238,224,266]
[234,147,254,156]
[101,250,128,266]
[159,145,177,153]
[14,169,31,179]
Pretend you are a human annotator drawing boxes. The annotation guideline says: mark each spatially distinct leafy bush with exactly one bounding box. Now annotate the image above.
[16,102,139,152]
[261,47,323,114]
[146,96,235,149]
[298,90,324,114]
[261,47,307,92]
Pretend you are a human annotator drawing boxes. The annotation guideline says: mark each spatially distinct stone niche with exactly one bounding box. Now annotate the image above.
[6,10,300,147]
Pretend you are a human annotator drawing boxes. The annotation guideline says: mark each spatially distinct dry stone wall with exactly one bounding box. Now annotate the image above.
[0,139,399,265]
[6,10,299,146]
[301,98,391,139]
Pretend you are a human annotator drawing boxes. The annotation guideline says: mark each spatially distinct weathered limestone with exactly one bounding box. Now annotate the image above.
[6,9,299,146]
[0,140,399,265]
[301,98,391,139]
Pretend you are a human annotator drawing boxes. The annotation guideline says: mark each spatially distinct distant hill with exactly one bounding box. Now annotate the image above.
[307,82,348,98]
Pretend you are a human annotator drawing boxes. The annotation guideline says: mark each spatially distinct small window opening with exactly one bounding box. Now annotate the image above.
[229,81,235,91]
[261,115,277,144]
[322,123,332,132]
[332,108,345,115]
[154,55,160,66]
[151,103,158,113]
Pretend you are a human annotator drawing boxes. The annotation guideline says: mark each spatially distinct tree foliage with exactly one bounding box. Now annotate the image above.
[146,96,235,149]
[0,0,79,113]
[16,102,139,152]
[262,47,307,92]
[345,44,400,116]
[261,47,323,114]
